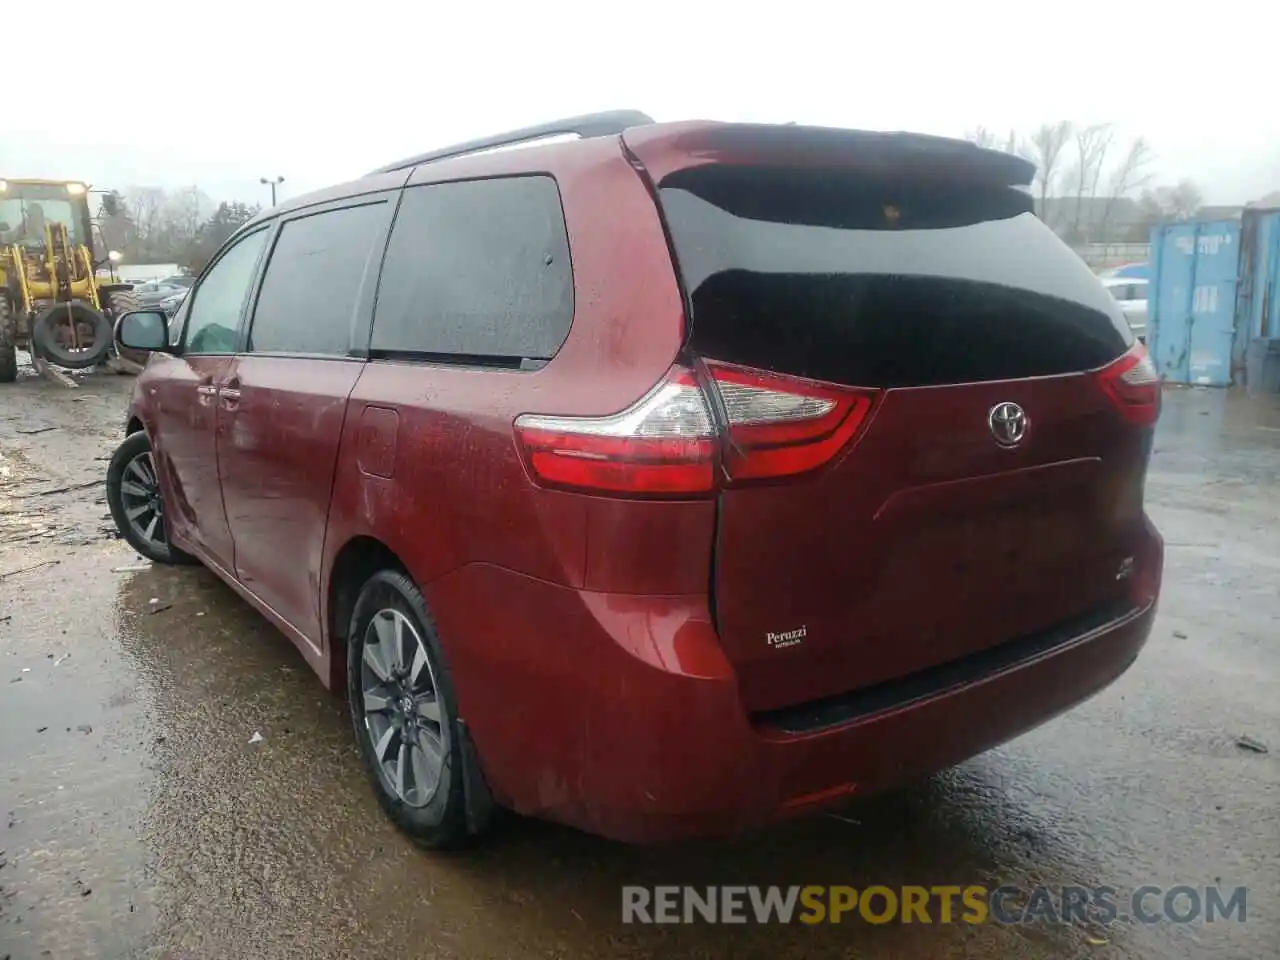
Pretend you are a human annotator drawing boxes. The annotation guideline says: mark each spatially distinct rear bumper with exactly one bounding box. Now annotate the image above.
[428,530,1161,844]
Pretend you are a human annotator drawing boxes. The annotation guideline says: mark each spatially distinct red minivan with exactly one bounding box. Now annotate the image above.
[108,112,1163,847]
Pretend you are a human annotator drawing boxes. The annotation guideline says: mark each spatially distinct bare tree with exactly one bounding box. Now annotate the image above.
[1068,123,1115,241]
[167,186,204,247]
[964,126,999,149]
[1024,121,1073,226]
[125,187,168,260]
[1099,137,1155,238]
[1137,179,1205,225]
[963,126,1020,154]
[1166,179,1205,219]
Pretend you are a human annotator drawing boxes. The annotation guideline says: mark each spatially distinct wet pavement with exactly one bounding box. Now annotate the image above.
[1,368,1277,959]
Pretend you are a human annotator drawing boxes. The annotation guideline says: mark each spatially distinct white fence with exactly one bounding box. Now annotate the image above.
[1074,242,1149,269]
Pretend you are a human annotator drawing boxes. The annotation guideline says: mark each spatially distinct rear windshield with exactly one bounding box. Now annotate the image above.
[658,166,1133,388]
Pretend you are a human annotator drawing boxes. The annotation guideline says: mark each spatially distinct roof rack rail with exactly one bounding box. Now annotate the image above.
[368,109,655,176]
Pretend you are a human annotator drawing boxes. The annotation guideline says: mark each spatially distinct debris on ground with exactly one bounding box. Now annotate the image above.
[76,725,93,735]
[1173,630,1189,639]
[249,732,264,744]
[112,565,150,573]
[30,480,100,497]
[0,559,60,580]
[1235,735,1269,754]
[148,601,172,615]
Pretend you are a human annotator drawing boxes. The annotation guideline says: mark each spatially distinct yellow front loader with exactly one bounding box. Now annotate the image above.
[0,177,141,383]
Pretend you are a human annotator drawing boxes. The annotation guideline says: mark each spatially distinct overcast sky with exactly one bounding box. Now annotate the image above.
[4,0,1274,207]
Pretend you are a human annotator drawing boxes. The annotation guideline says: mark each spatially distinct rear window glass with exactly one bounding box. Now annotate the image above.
[658,166,1133,388]
[371,175,573,363]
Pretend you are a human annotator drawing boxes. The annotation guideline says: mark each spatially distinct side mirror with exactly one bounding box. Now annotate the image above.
[116,310,171,352]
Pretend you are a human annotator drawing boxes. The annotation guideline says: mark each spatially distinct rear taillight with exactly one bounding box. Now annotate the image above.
[707,362,876,482]
[513,370,716,496]
[514,363,877,497]
[1098,343,1161,426]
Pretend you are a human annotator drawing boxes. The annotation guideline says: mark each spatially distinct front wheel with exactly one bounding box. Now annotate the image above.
[105,431,198,565]
[347,570,472,850]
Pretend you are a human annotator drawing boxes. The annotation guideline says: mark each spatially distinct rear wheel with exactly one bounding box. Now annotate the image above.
[347,570,471,850]
[105,430,198,565]
[0,298,15,384]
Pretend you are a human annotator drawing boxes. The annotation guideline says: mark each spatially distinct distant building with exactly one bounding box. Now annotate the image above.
[1038,196,1142,244]
[1195,205,1246,220]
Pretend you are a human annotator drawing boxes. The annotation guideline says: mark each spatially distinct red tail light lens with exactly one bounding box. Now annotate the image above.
[707,362,877,482]
[514,363,878,497]
[1098,344,1161,426]
[514,369,717,496]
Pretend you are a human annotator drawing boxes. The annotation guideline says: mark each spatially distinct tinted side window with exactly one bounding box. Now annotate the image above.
[184,228,270,355]
[249,201,387,355]
[372,176,573,361]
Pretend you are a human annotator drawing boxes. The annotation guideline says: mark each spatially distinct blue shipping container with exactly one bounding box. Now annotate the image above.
[1239,209,1280,343]
[1149,221,1241,386]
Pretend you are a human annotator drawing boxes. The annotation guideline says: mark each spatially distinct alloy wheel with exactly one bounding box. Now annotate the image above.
[360,608,449,808]
[118,451,167,549]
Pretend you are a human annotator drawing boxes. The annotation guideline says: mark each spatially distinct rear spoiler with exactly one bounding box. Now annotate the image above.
[622,121,1036,188]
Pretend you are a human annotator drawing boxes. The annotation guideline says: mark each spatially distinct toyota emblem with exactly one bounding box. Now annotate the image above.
[988,401,1028,447]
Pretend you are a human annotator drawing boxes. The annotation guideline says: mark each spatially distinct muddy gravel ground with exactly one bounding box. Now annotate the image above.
[1,365,1277,960]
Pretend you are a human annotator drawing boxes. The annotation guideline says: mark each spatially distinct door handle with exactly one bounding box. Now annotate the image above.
[218,377,242,406]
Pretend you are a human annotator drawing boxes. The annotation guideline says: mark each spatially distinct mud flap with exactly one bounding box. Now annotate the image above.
[457,719,497,835]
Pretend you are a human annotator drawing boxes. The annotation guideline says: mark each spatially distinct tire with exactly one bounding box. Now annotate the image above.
[347,570,471,850]
[32,301,112,369]
[105,430,198,565]
[107,290,150,370]
[0,298,15,384]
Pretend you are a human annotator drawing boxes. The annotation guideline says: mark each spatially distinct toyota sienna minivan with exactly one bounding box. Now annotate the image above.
[108,111,1164,848]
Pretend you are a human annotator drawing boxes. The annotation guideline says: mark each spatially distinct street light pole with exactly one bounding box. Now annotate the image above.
[259,176,285,206]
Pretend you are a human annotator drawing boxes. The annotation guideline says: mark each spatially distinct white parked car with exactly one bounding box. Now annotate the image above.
[1102,276,1148,342]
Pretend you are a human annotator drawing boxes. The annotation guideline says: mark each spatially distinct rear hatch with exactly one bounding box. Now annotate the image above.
[627,124,1159,714]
